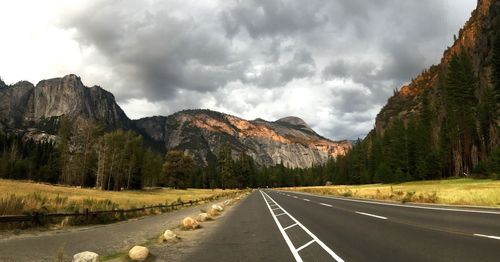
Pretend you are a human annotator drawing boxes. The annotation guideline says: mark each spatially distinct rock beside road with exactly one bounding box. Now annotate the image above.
[72,251,99,262]
[129,246,149,261]
[212,204,224,212]
[163,229,177,241]
[197,212,209,222]
[182,217,200,230]
[207,207,220,217]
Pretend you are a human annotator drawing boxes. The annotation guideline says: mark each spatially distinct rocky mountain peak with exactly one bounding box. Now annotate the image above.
[276,116,311,128]
[0,74,132,131]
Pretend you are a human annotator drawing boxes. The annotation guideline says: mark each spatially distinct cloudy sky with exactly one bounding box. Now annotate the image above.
[0,0,476,140]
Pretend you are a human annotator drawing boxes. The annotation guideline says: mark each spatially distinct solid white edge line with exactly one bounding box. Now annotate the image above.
[320,203,333,207]
[281,191,500,215]
[283,223,298,231]
[474,233,500,240]
[296,240,316,252]
[260,190,302,262]
[262,190,345,262]
[355,211,388,220]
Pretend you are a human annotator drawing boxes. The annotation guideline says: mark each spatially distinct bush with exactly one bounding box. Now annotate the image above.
[401,191,416,203]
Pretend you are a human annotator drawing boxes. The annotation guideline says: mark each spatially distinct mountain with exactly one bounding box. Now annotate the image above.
[134,110,350,168]
[0,74,132,133]
[361,0,500,178]
[0,75,350,168]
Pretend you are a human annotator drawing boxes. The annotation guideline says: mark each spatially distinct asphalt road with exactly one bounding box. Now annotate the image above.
[188,190,500,262]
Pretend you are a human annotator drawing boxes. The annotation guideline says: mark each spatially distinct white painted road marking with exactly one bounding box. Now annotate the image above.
[474,234,500,240]
[284,191,500,215]
[296,240,316,252]
[260,190,344,262]
[320,203,333,207]
[303,199,310,202]
[356,211,388,220]
[284,223,298,230]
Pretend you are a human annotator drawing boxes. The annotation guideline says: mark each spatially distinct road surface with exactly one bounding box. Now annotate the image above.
[186,190,500,262]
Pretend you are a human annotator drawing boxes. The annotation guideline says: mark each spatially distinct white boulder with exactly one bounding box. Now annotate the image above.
[182,216,200,230]
[163,229,177,241]
[212,204,224,212]
[72,251,99,262]
[197,213,209,222]
[128,246,149,261]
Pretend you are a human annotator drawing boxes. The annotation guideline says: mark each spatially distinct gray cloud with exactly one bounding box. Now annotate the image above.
[55,0,476,140]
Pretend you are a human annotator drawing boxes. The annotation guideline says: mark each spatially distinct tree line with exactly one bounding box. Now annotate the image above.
[0,122,339,189]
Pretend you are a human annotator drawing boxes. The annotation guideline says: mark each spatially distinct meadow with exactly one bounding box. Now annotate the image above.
[283,178,500,207]
[0,179,236,216]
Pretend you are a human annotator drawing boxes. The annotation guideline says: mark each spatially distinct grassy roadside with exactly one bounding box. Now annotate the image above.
[0,179,237,215]
[282,178,500,208]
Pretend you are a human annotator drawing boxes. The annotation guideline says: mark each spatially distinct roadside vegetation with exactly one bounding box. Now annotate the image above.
[284,178,500,207]
[0,179,237,216]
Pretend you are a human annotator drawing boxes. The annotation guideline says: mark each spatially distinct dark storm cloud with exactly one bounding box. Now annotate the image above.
[58,0,475,139]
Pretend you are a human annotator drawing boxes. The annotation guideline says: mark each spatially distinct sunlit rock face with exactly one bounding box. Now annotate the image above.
[134,110,351,168]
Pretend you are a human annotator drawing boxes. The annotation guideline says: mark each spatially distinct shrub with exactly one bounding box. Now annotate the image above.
[401,191,416,203]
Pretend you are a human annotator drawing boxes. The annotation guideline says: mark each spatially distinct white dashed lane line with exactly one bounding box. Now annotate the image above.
[474,234,500,240]
[355,211,388,220]
[320,203,333,207]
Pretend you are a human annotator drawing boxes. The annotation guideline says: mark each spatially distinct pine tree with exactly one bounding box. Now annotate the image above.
[492,32,500,106]
[217,143,233,189]
[444,49,478,176]
[163,151,194,189]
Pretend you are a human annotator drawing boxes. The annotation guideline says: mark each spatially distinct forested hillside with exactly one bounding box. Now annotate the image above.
[331,0,500,184]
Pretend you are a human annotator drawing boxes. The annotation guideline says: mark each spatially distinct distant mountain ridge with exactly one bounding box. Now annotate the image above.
[0,74,350,168]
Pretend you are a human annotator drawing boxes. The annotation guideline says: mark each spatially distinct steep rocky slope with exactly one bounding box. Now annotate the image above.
[134,110,350,168]
[375,0,499,134]
[368,0,500,176]
[0,74,132,132]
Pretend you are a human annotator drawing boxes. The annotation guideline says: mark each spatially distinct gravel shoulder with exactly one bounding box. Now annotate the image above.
[0,193,247,262]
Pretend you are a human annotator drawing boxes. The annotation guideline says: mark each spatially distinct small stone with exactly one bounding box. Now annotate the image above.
[212,204,224,212]
[182,216,200,230]
[207,207,220,217]
[197,213,209,222]
[163,229,177,241]
[128,246,149,261]
[72,251,99,262]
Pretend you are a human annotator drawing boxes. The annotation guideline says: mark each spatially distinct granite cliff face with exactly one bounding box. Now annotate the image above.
[0,75,350,168]
[134,110,351,168]
[0,74,132,132]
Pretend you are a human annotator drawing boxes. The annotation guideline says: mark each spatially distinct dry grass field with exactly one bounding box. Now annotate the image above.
[284,178,500,207]
[0,179,237,215]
